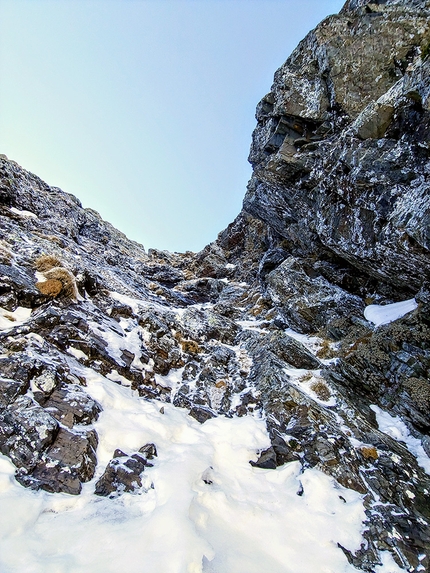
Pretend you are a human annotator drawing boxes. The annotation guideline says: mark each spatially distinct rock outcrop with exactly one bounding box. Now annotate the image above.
[94,443,157,498]
[245,0,430,293]
[1,0,430,571]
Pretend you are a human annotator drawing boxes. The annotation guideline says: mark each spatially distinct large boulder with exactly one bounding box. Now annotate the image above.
[17,428,98,495]
[0,396,58,470]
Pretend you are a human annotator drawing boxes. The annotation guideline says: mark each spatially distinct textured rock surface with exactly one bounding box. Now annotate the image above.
[94,444,157,498]
[245,0,430,293]
[1,1,430,571]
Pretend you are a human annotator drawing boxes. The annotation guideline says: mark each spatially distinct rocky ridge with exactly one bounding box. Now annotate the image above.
[1,0,430,571]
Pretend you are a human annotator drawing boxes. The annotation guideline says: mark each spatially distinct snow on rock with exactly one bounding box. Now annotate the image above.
[237,319,268,333]
[1,3,430,568]
[0,306,32,331]
[109,291,145,315]
[0,365,366,573]
[374,551,407,573]
[370,405,430,475]
[284,328,326,355]
[9,206,37,218]
[67,346,89,361]
[284,367,337,407]
[364,299,418,327]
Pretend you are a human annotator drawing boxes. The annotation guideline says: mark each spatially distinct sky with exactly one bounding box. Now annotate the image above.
[0,0,344,253]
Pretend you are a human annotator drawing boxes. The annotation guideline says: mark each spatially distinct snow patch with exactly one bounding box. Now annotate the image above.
[67,346,88,361]
[284,367,337,407]
[106,369,132,387]
[109,291,144,315]
[88,315,146,370]
[0,306,32,331]
[9,206,38,218]
[374,550,405,573]
[370,405,430,474]
[284,328,324,355]
[237,319,268,333]
[364,299,417,327]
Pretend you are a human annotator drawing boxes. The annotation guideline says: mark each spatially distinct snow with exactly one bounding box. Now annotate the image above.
[155,367,184,392]
[67,346,89,361]
[364,298,418,327]
[370,405,430,475]
[88,315,146,370]
[284,367,337,407]
[284,328,325,355]
[0,363,368,573]
[0,306,32,331]
[109,291,144,315]
[106,369,132,386]
[110,290,182,318]
[0,293,410,572]
[374,550,405,573]
[237,319,268,333]
[9,206,37,218]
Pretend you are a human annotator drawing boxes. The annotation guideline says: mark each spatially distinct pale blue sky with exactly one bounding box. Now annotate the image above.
[0,0,343,252]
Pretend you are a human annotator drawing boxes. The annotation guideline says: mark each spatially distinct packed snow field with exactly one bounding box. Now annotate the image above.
[0,298,421,573]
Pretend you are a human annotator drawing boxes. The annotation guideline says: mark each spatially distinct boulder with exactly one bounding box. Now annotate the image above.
[179,307,239,344]
[94,444,157,498]
[43,384,102,428]
[0,396,58,470]
[17,428,98,495]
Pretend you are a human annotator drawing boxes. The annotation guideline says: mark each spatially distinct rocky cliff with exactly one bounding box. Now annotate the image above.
[0,0,430,571]
[245,0,430,291]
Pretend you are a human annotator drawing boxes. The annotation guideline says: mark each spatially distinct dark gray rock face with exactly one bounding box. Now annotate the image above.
[43,384,102,428]
[94,444,157,497]
[178,307,240,345]
[0,396,59,470]
[1,1,430,571]
[242,329,320,371]
[327,292,430,433]
[17,428,98,495]
[0,330,102,494]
